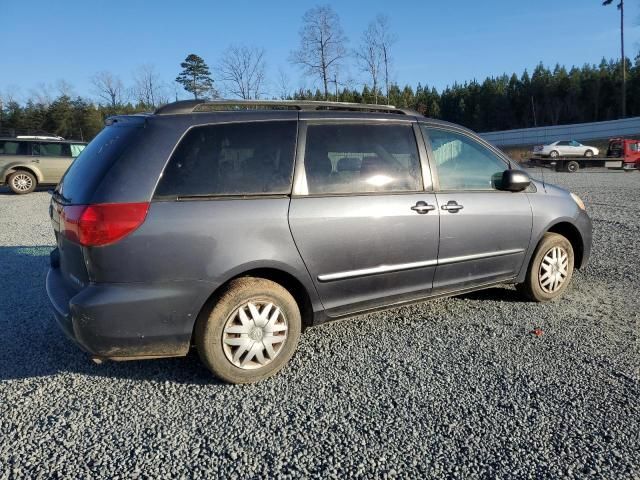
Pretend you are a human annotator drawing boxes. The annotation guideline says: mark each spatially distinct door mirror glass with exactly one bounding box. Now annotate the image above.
[497,169,530,192]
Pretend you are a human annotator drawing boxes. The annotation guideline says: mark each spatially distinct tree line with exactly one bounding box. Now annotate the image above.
[0,4,637,141]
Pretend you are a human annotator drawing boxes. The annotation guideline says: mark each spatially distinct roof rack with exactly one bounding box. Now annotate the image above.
[154,99,420,116]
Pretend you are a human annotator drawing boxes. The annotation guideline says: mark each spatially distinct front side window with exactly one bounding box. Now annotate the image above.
[155,121,297,198]
[303,123,422,195]
[422,127,507,191]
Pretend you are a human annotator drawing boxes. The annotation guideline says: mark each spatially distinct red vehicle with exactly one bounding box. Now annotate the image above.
[607,138,640,170]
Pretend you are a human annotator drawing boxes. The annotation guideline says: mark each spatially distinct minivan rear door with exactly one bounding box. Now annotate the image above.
[289,119,439,317]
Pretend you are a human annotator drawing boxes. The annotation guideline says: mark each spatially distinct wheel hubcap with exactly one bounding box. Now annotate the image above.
[12,174,33,191]
[539,246,569,293]
[222,301,288,370]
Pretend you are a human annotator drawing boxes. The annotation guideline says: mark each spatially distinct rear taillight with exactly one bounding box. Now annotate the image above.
[60,202,149,246]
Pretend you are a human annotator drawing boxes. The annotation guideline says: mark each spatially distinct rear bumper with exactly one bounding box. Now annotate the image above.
[46,267,208,359]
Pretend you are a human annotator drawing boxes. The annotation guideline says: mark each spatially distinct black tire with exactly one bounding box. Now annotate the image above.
[8,170,37,194]
[195,277,301,384]
[567,161,580,173]
[584,150,594,158]
[517,232,575,302]
[549,150,559,158]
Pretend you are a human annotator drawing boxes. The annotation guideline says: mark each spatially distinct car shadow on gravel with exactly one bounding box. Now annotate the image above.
[0,186,51,196]
[455,286,529,303]
[0,245,223,385]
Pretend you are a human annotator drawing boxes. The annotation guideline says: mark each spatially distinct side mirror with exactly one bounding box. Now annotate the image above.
[498,169,531,192]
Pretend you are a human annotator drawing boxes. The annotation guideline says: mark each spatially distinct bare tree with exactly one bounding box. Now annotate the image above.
[275,66,292,99]
[355,22,382,104]
[90,71,126,107]
[290,5,348,100]
[30,83,54,106]
[55,80,75,98]
[132,64,169,108]
[218,45,267,99]
[373,15,397,104]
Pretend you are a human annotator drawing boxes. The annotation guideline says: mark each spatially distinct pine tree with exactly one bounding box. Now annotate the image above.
[175,54,214,100]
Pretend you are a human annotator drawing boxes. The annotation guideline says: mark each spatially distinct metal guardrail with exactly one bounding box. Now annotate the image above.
[479,117,640,147]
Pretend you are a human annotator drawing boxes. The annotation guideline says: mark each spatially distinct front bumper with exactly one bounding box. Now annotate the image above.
[46,266,206,359]
[575,209,592,269]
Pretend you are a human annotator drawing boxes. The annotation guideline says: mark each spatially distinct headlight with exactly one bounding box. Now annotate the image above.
[570,192,586,211]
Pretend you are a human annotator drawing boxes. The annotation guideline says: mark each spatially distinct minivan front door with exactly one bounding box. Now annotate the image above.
[289,121,439,316]
[421,126,532,292]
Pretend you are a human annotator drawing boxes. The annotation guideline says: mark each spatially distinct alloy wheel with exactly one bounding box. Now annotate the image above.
[11,173,33,192]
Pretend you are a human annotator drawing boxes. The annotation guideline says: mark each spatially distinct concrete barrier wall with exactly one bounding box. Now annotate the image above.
[479,117,640,147]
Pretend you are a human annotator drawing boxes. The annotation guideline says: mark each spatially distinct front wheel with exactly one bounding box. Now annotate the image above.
[584,150,594,158]
[195,277,301,384]
[517,232,574,302]
[8,171,37,194]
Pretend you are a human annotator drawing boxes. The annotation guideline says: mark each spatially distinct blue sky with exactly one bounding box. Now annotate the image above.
[1,0,639,101]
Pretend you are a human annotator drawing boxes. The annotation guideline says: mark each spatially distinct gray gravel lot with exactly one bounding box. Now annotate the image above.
[0,171,638,479]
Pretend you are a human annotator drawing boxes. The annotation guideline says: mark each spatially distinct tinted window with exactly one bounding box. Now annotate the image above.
[422,127,507,191]
[303,124,422,194]
[57,125,143,204]
[0,141,28,155]
[557,141,570,146]
[155,121,297,198]
[38,142,71,157]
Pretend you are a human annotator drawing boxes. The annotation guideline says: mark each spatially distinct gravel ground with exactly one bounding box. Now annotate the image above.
[0,171,638,479]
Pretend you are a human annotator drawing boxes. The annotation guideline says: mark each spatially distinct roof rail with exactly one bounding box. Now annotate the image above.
[154,99,420,116]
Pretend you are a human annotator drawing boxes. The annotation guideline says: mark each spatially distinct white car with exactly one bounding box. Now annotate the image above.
[533,140,599,158]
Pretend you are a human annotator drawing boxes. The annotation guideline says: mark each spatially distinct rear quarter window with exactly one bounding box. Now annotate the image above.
[154,121,297,199]
[57,125,143,204]
[0,141,28,155]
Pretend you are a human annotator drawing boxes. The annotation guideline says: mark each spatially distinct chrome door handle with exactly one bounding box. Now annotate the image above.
[31,158,40,163]
[441,201,464,212]
[411,201,436,214]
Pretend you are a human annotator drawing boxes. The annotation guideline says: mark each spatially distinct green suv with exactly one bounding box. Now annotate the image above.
[0,136,87,194]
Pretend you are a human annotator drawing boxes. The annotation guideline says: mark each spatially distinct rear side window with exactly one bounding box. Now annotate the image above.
[0,141,28,155]
[57,125,142,204]
[37,142,71,157]
[155,121,297,198]
[303,123,422,195]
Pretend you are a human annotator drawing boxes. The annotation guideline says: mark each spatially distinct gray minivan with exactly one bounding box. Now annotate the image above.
[46,100,592,383]
[0,136,87,194]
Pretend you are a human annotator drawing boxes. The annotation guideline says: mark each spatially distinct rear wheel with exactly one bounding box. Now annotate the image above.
[566,161,580,173]
[8,171,37,194]
[549,150,559,158]
[517,232,574,302]
[195,277,301,384]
